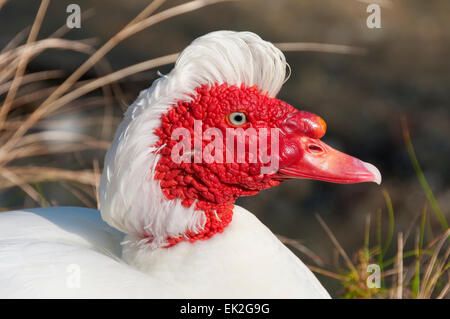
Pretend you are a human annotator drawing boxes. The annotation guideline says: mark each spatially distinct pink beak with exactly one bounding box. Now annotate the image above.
[276,111,381,185]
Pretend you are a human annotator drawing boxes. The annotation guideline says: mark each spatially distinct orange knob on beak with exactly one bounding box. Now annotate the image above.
[277,111,381,185]
[281,111,327,139]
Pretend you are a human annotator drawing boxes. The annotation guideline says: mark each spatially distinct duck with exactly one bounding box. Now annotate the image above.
[0,31,381,298]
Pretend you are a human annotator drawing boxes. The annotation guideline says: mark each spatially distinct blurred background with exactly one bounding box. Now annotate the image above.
[0,0,448,298]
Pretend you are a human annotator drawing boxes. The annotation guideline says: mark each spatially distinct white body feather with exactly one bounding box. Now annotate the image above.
[0,206,329,298]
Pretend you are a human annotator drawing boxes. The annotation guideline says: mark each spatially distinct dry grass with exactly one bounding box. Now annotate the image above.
[282,128,449,299]
[0,0,230,207]
[2,0,445,299]
[0,0,365,209]
[283,211,448,299]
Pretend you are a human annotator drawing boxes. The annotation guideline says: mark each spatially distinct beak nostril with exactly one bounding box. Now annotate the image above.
[308,144,323,154]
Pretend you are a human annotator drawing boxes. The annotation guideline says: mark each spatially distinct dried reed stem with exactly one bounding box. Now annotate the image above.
[0,0,50,130]
[275,42,367,55]
[316,214,357,274]
[0,0,230,156]
[396,232,403,299]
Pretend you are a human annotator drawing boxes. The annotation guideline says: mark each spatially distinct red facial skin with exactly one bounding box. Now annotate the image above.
[153,83,379,246]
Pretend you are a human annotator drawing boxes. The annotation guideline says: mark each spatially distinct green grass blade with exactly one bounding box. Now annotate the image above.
[364,214,371,261]
[412,259,420,297]
[376,208,382,265]
[382,189,395,257]
[401,118,448,230]
[33,182,49,207]
[420,206,427,251]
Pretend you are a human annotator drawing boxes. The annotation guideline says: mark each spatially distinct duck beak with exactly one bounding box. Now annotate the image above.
[277,136,381,185]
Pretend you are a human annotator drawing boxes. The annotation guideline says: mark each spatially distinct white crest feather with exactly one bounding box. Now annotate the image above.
[98,31,288,249]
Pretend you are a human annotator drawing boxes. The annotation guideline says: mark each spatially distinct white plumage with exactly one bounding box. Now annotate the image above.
[99,31,288,249]
[0,206,329,298]
[0,31,331,298]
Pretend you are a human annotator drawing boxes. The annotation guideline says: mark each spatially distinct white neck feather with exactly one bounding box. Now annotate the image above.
[98,31,288,249]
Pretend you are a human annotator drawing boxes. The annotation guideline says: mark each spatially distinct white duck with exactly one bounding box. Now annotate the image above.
[0,31,381,298]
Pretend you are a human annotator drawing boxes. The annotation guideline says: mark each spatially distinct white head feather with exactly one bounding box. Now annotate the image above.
[98,31,287,249]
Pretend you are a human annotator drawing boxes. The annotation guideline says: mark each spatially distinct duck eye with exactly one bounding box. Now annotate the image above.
[228,112,247,126]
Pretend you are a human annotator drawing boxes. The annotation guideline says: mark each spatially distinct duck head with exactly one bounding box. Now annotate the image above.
[99,31,381,249]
